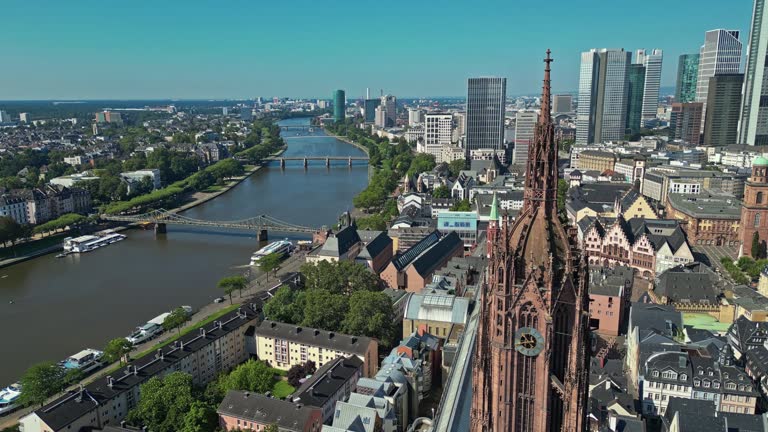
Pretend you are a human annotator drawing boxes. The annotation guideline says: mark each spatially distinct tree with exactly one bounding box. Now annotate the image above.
[448,159,466,178]
[407,153,436,176]
[264,286,305,324]
[221,359,275,394]
[752,232,761,259]
[19,362,65,407]
[0,216,24,247]
[103,337,133,366]
[301,289,349,330]
[163,307,189,335]
[126,372,195,432]
[287,361,317,387]
[218,275,247,304]
[189,170,215,191]
[257,253,282,281]
[557,179,569,216]
[342,291,397,347]
[450,199,472,212]
[264,425,279,432]
[432,185,451,199]
[181,401,218,432]
[300,261,380,295]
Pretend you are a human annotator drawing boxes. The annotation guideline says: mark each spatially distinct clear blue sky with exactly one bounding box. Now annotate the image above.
[0,0,753,100]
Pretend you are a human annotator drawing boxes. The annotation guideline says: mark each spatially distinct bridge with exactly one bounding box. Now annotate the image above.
[280,125,318,131]
[101,209,319,241]
[265,155,369,168]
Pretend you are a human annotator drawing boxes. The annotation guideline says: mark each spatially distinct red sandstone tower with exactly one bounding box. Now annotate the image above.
[740,157,768,257]
[470,50,590,432]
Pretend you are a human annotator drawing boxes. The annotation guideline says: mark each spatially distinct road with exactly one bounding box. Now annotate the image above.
[693,244,739,272]
[0,249,309,429]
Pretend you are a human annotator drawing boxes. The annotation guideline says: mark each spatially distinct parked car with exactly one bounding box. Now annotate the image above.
[214,297,225,304]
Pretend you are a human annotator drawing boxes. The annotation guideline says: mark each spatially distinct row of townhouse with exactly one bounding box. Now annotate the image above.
[2,184,91,225]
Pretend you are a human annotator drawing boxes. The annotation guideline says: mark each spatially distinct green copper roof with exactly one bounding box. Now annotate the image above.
[754,156,768,166]
[489,192,499,221]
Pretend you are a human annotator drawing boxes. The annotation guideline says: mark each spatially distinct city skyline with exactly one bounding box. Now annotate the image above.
[0,0,752,100]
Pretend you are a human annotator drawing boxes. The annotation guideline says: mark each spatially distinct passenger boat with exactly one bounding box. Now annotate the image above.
[0,383,21,416]
[63,232,126,253]
[59,348,104,374]
[250,239,293,265]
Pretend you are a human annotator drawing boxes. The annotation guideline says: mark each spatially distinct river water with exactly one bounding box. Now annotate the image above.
[0,118,368,385]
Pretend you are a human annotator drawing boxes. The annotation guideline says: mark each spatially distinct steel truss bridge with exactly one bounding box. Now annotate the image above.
[265,155,369,168]
[101,209,318,240]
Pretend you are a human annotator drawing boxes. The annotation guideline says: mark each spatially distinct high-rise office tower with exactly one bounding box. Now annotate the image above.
[670,102,704,144]
[740,0,768,145]
[512,111,538,165]
[380,95,397,127]
[553,94,573,113]
[423,113,453,162]
[471,50,589,432]
[19,112,31,123]
[0,110,10,123]
[626,64,646,136]
[576,50,600,144]
[363,99,380,124]
[696,30,742,123]
[466,77,506,151]
[636,49,663,124]
[374,105,387,128]
[333,89,345,122]
[576,49,631,144]
[705,74,744,146]
[675,54,701,103]
[408,108,424,126]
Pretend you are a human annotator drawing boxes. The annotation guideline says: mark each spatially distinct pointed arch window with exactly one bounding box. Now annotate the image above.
[497,267,504,284]
[755,213,761,228]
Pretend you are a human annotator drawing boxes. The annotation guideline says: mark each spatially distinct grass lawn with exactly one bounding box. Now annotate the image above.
[103,304,241,375]
[202,185,225,193]
[271,380,295,398]
[0,233,67,260]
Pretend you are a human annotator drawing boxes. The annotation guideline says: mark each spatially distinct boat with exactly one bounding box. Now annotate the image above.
[126,322,162,345]
[0,383,21,416]
[250,239,293,265]
[63,232,126,253]
[55,252,69,258]
[58,348,104,374]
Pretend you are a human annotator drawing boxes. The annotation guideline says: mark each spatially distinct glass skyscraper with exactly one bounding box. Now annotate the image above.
[636,49,663,123]
[705,74,744,146]
[333,89,345,122]
[465,77,506,151]
[577,49,630,144]
[696,30,742,124]
[739,0,768,145]
[626,64,646,136]
[675,54,700,103]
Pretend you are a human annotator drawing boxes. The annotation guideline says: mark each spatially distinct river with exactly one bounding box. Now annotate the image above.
[0,117,368,385]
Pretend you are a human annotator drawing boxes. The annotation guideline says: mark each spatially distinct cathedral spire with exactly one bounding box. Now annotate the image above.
[523,50,558,215]
[540,49,553,125]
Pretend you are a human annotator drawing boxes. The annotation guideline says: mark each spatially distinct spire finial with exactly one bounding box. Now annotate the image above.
[541,49,553,124]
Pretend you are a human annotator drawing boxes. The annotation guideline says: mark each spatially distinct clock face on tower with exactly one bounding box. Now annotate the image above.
[514,327,545,357]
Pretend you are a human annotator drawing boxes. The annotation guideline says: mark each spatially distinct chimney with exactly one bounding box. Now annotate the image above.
[179,340,184,350]
[107,376,114,388]
[156,349,164,361]
[199,328,206,337]
[608,412,618,431]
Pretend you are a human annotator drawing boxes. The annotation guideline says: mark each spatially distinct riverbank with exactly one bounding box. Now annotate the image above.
[322,127,370,156]
[0,148,287,270]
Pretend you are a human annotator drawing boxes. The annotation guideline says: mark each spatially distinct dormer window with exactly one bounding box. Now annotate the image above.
[699,370,704,376]
[703,380,711,388]
[723,373,729,379]
[714,381,720,389]
[680,374,687,381]
[694,378,701,386]
[653,370,659,377]
[709,371,714,376]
